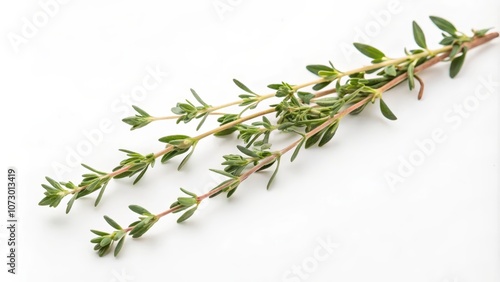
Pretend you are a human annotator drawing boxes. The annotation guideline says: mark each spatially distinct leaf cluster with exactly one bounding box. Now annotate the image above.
[170,188,199,223]
[113,149,156,185]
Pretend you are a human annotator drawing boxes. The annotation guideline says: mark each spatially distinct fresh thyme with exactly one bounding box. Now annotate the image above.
[39,16,498,257]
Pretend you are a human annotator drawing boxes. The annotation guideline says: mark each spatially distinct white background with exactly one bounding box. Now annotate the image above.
[0,0,498,281]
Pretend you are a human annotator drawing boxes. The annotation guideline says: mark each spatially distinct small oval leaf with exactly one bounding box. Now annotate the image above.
[379,99,398,120]
[306,64,333,75]
[353,43,385,60]
[412,21,427,49]
[407,61,416,90]
[291,138,305,162]
[266,157,281,190]
[449,48,467,78]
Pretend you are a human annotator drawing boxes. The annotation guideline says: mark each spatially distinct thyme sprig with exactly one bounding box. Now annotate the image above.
[37,16,498,257]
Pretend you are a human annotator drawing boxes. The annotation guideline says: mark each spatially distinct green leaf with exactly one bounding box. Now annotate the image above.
[448,44,460,60]
[45,177,62,190]
[112,170,133,179]
[297,91,315,104]
[439,36,454,45]
[177,197,197,207]
[318,122,339,147]
[171,106,184,115]
[213,127,237,136]
[98,246,110,257]
[130,227,150,239]
[315,97,339,107]
[261,143,272,150]
[429,16,457,35]
[177,207,197,223]
[100,237,112,247]
[196,113,209,131]
[158,134,191,143]
[312,81,332,91]
[190,89,208,106]
[256,159,275,172]
[65,193,78,214]
[132,167,148,185]
[412,21,427,49]
[226,185,238,198]
[384,65,397,77]
[407,61,416,90]
[209,179,234,198]
[180,188,197,197]
[306,64,333,75]
[128,221,141,227]
[379,99,398,120]
[353,43,385,60]
[129,205,151,215]
[267,84,281,90]
[291,138,305,162]
[233,79,256,94]
[305,131,322,149]
[236,145,259,158]
[114,237,125,257]
[209,169,236,178]
[85,180,102,193]
[90,229,109,236]
[129,221,145,236]
[38,196,53,206]
[118,148,137,155]
[81,164,107,175]
[170,201,185,212]
[113,230,126,240]
[473,28,492,37]
[160,148,189,164]
[178,103,195,112]
[132,105,150,117]
[449,48,467,78]
[277,122,295,131]
[177,146,196,171]
[318,70,338,78]
[267,157,281,190]
[41,184,56,192]
[94,181,108,207]
[104,215,122,230]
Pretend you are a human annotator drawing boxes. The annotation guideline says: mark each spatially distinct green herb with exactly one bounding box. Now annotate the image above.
[38,16,498,257]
